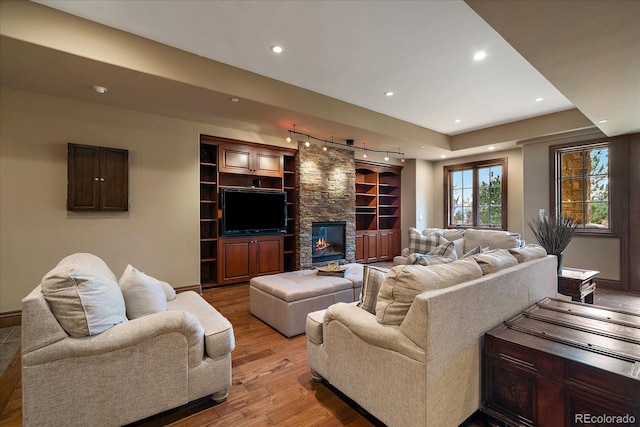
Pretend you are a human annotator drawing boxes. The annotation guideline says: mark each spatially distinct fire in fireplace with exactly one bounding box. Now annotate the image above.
[312,221,346,263]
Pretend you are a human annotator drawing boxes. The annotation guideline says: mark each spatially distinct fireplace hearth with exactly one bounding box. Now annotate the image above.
[312,221,346,263]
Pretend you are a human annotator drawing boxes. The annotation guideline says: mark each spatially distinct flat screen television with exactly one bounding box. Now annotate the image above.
[221,188,287,236]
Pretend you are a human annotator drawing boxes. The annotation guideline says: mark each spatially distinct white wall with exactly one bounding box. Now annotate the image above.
[521,139,620,280]
[401,159,433,248]
[0,87,287,311]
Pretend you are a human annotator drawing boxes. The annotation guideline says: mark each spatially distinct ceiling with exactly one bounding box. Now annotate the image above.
[2,1,638,160]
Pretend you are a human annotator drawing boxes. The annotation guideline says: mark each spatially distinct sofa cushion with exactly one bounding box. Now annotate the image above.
[472,249,519,275]
[407,239,458,266]
[464,228,521,253]
[408,227,445,254]
[376,258,483,325]
[358,265,387,314]
[40,253,127,337]
[509,244,548,263]
[423,228,466,241]
[119,265,168,319]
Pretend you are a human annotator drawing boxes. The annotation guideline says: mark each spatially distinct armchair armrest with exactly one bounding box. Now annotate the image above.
[22,310,205,368]
[324,303,424,363]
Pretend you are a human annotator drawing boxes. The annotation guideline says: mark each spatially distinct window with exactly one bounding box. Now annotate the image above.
[444,158,507,229]
[552,142,611,233]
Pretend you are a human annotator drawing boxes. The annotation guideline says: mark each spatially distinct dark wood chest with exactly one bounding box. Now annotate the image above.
[482,298,640,427]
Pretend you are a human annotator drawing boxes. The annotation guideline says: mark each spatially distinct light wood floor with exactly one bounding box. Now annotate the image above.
[1,284,638,426]
[0,285,381,427]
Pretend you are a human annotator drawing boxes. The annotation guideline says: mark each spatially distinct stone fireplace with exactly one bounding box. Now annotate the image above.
[296,142,356,268]
[312,221,346,263]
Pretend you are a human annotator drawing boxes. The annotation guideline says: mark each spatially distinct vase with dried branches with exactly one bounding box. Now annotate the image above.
[527,214,578,275]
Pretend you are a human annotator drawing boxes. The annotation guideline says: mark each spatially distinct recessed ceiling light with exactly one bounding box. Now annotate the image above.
[488,146,495,150]
[384,91,394,97]
[453,119,462,123]
[271,45,283,54]
[92,85,108,94]
[473,51,487,61]
[534,97,544,102]
[230,97,240,103]
[598,119,608,123]
[440,154,447,159]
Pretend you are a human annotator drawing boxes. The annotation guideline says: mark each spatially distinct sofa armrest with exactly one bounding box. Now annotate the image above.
[167,291,235,358]
[324,303,424,363]
[22,310,205,368]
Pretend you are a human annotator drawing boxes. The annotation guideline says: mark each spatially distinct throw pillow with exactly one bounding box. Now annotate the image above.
[429,239,458,260]
[358,265,387,314]
[119,265,168,319]
[407,253,451,266]
[376,258,483,325]
[40,253,127,337]
[508,244,547,263]
[408,227,443,254]
[407,239,458,266]
[160,281,177,301]
[471,249,519,275]
[462,244,482,258]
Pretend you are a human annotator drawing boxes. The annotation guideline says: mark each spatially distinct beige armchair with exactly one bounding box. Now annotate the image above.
[21,254,235,427]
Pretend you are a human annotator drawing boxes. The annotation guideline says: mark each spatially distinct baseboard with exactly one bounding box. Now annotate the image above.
[175,284,203,294]
[0,310,21,328]
[596,278,621,291]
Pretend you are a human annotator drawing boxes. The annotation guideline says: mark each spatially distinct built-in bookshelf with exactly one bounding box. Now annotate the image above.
[199,135,297,288]
[355,161,402,263]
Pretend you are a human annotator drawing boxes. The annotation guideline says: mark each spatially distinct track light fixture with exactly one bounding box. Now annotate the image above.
[286,128,405,161]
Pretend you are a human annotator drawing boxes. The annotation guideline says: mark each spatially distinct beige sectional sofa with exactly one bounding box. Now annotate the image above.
[307,245,557,426]
[394,227,524,265]
[21,253,235,427]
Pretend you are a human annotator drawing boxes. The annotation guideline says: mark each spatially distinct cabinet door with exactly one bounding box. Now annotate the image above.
[379,230,392,260]
[68,144,128,211]
[254,149,283,177]
[68,144,100,210]
[355,233,365,263]
[219,144,283,177]
[100,147,129,211]
[255,236,284,276]
[365,232,379,262]
[218,238,252,284]
[219,144,252,174]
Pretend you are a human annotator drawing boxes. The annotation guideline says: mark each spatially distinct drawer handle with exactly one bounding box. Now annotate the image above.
[499,353,536,371]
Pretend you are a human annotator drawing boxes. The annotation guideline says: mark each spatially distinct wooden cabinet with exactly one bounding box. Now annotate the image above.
[378,229,400,261]
[218,235,284,285]
[218,143,283,177]
[355,231,378,263]
[67,143,128,211]
[200,135,296,288]
[355,161,402,263]
[482,298,640,427]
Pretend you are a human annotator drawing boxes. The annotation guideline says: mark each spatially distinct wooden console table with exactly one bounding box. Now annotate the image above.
[557,267,599,304]
[482,298,639,427]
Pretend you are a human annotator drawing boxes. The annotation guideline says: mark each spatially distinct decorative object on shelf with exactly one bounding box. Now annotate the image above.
[527,214,578,274]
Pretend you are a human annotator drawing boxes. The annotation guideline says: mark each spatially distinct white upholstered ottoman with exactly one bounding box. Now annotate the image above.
[249,263,363,337]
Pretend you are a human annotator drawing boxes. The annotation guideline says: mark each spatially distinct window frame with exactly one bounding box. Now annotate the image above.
[549,140,618,237]
[444,157,508,230]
